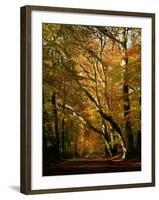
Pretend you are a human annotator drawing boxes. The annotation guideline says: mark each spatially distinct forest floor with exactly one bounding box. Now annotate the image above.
[43,156,141,176]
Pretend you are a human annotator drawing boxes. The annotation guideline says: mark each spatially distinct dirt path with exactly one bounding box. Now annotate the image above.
[43,158,141,176]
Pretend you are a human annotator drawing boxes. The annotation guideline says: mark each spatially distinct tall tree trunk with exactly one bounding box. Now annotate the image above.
[52,92,60,157]
[74,132,78,157]
[120,29,134,154]
[61,97,65,152]
[43,95,48,160]
[61,117,65,152]
[43,131,48,161]
[61,78,66,152]
[102,121,112,157]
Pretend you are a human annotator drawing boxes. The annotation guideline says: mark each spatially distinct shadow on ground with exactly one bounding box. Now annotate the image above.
[9,185,20,192]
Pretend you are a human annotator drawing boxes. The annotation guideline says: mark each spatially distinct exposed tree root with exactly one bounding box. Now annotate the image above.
[109,154,125,162]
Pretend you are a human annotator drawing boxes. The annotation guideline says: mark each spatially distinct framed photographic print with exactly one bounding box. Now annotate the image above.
[20,5,155,194]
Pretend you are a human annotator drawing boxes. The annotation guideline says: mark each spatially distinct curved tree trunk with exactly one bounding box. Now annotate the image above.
[101,122,113,157]
[60,103,127,159]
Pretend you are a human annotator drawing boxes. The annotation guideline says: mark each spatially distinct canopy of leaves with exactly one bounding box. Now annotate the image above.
[43,23,141,159]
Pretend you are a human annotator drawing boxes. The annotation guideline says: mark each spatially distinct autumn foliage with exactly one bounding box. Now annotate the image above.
[42,24,141,166]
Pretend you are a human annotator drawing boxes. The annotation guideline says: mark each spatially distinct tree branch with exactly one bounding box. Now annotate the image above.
[75,79,126,149]
[96,27,123,45]
[59,104,104,136]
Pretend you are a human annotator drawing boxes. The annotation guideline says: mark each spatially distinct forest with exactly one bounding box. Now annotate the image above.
[42,23,141,176]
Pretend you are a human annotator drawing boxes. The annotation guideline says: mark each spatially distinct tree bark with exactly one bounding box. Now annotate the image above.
[120,29,134,154]
[61,117,65,151]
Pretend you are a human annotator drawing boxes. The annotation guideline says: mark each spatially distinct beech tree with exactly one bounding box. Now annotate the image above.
[42,24,141,161]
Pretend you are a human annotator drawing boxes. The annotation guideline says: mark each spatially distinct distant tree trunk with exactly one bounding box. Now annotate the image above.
[74,132,78,157]
[61,97,65,152]
[136,130,141,155]
[61,79,66,152]
[61,117,65,152]
[134,96,141,155]
[52,91,60,157]
[43,96,48,161]
[120,29,134,154]
[43,132,48,161]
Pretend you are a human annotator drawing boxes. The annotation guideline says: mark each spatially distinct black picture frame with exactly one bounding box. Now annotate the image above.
[20,5,155,194]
